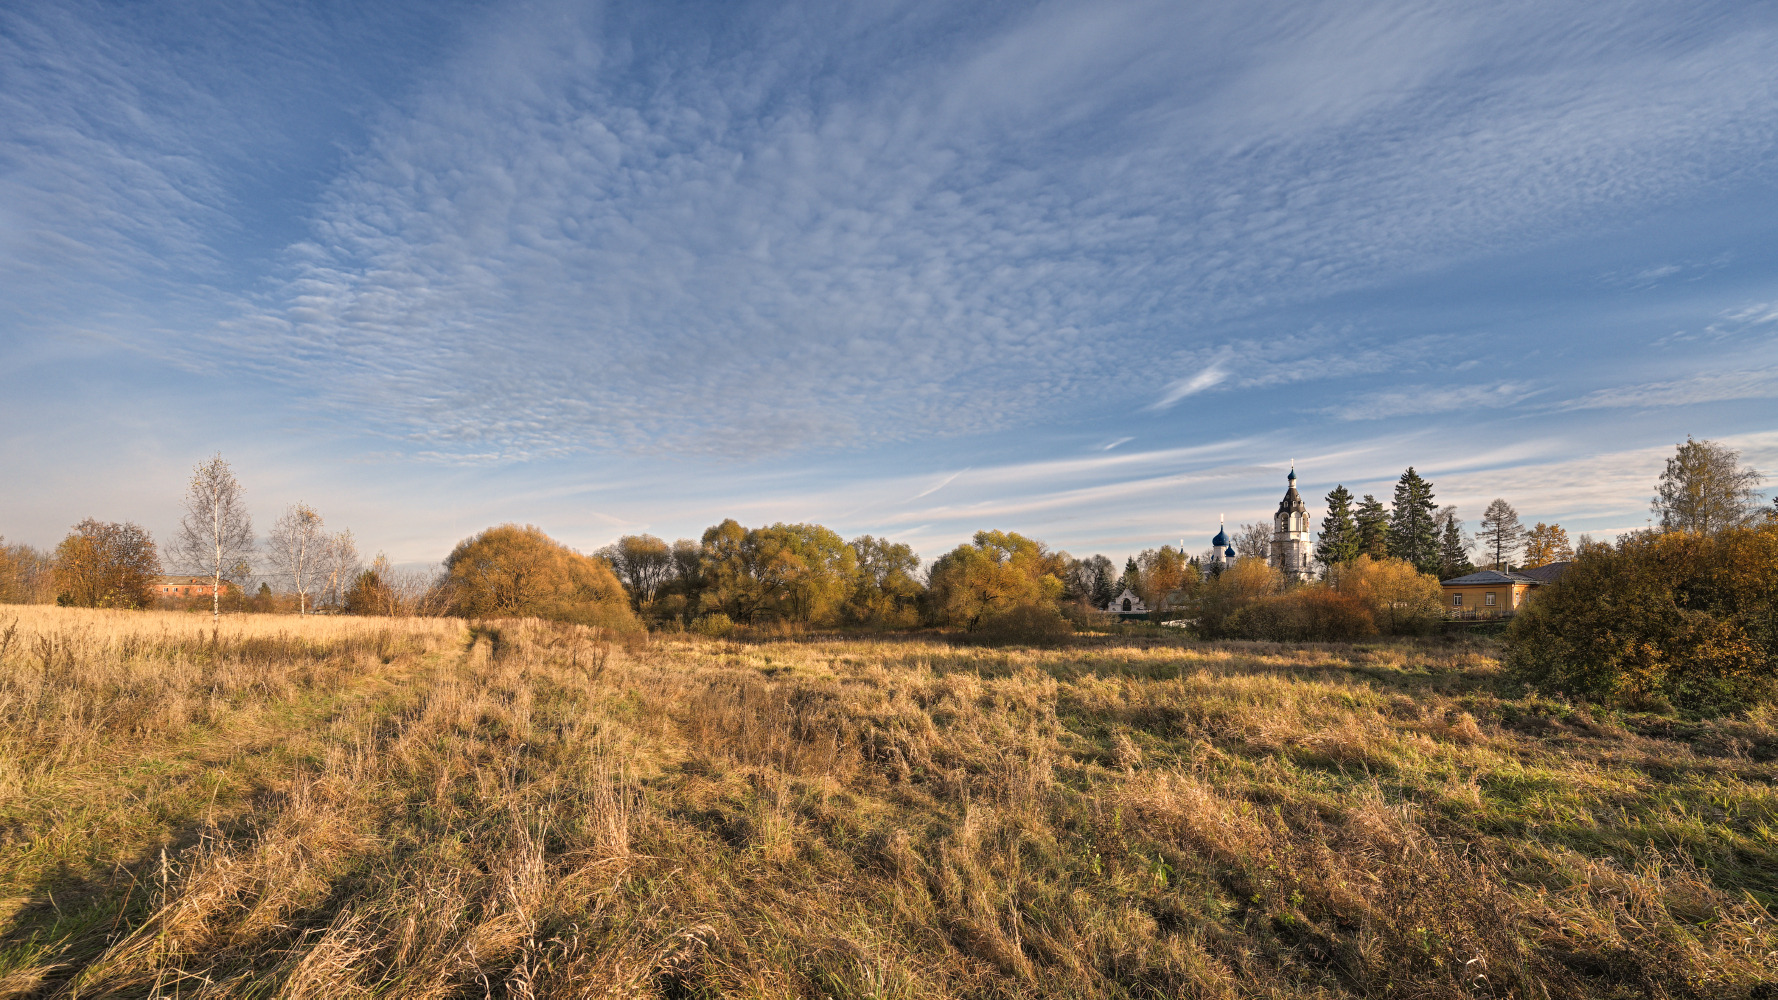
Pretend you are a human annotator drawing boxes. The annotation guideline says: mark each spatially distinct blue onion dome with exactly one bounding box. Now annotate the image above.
[1212,526,1229,547]
[1224,545,1236,558]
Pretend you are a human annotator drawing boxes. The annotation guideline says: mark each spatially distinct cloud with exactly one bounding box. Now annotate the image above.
[1721,302,1778,327]
[1328,381,1538,420]
[1150,366,1228,410]
[138,0,1778,459]
[5,0,1778,511]
[910,468,967,500]
[1653,299,1778,346]
[1561,367,1778,411]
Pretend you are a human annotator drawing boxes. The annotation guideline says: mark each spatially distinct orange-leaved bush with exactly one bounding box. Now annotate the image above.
[1328,555,1445,635]
[444,524,639,630]
[1193,558,1282,638]
[1223,586,1378,642]
[1506,524,1778,713]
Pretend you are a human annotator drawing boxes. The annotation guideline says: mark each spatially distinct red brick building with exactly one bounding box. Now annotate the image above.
[153,576,226,598]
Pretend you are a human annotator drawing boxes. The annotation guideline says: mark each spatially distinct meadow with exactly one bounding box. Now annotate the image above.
[0,606,1773,998]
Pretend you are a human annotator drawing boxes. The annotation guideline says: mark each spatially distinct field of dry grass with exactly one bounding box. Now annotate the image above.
[0,606,1773,998]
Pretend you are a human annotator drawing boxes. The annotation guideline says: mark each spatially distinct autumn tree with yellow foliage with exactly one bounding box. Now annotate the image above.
[925,530,1068,634]
[1328,555,1446,635]
[53,519,161,609]
[1192,558,1282,637]
[698,520,857,625]
[443,524,638,630]
[1521,523,1573,568]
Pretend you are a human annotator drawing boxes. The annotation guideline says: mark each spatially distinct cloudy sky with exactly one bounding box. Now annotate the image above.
[3,0,1776,567]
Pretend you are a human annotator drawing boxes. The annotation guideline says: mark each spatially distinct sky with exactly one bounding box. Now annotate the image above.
[3,0,1776,569]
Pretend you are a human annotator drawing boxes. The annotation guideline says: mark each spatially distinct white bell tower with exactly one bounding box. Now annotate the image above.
[1268,462,1313,582]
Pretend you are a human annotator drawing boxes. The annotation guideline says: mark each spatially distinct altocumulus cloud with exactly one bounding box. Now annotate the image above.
[6,0,1777,470]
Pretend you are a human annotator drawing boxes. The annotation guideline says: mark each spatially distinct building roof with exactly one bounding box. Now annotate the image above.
[152,576,215,585]
[1274,465,1307,516]
[1515,561,1571,584]
[1105,587,1148,611]
[1439,569,1540,587]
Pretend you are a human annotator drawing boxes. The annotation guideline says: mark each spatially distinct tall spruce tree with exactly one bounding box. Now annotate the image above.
[1355,494,1390,559]
[1387,467,1441,575]
[1091,557,1117,607]
[1316,485,1360,569]
[1438,507,1475,579]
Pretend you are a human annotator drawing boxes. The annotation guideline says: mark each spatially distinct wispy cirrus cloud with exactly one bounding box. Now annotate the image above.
[1561,366,1778,411]
[1328,381,1539,421]
[1151,367,1229,410]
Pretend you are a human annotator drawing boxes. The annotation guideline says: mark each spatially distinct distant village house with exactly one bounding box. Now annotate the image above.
[154,576,226,598]
[1438,562,1569,618]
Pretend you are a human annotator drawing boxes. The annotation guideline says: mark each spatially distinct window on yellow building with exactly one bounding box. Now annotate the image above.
[1452,593,1462,607]
[1484,592,1496,606]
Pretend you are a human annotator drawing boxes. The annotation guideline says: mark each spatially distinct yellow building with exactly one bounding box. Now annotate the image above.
[1439,569,1538,618]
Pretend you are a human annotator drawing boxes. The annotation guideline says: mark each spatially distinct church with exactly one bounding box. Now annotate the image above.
[1205,464,1315,583]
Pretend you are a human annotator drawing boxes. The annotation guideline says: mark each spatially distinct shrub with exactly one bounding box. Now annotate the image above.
[691,612,736,638]
[0,538,54,604]
[343,568,392,616]
[1223,587,1378,642]
[1329,555,1445,635]
[1193,559,1282,637]
[699,520,856,625]
[1506,524,1778,713]
[971,602,1075,646]
[444,524,640,631]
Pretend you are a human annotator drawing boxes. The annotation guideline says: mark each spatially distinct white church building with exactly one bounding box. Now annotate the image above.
[1204,463,1315,583]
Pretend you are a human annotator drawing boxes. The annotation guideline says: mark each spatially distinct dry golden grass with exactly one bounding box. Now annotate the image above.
[0,607,1774,998]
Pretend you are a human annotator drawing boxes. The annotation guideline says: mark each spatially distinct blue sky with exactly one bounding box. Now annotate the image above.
[3,0,1776,568]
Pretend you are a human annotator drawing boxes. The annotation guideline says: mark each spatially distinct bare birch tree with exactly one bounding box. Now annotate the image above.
[320,528,360,609]
[172,454,254,624]
[267,504,327,614]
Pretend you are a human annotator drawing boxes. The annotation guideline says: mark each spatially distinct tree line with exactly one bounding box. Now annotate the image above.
[1201,466,1585,591]
[1308,467,1575,580]
[3,440,1771,651]
[0,456,390,617]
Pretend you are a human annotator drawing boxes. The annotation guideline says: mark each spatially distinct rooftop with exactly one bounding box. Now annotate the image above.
[1439,569,1541,587]
[1515,562,1571,584]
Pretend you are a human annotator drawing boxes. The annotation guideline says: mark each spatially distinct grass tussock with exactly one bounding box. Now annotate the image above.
[0,607,1774,998]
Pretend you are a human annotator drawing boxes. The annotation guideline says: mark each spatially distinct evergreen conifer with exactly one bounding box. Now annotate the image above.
[1355,494,1390,559]
[1438,510,1475,579]
[1316,485,1360,569]
[1387,468,1441,575]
